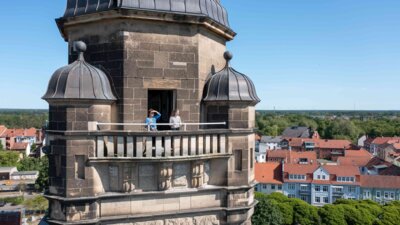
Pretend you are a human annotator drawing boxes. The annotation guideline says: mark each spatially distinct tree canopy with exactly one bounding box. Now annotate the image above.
[256,112,400,142]
[253,192,400,225]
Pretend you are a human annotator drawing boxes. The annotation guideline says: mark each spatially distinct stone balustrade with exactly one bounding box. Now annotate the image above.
[95,132,228,159]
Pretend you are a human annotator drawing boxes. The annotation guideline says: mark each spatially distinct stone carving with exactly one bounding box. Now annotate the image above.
[173,163,190,187]
[159,163,173,190]
[194,215,219,225]
[191,162,204,188]
[123,164,136,193]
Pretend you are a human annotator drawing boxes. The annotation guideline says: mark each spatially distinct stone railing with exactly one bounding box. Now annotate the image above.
[95,132,228,159]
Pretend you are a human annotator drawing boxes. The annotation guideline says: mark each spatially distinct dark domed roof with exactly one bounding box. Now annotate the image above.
[63,0,230,29]
[203,52,260,105]
[42,41,117,102]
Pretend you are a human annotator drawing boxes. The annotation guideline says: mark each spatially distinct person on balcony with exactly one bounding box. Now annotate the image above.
[145,109,161,131]
[169,110,182,130]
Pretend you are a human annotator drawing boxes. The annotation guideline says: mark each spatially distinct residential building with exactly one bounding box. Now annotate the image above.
[282,138,352,160]
[256,136,282,162]
[337,149,373,167]
[364,137,400,156]
[360,175,400,203]
[266,150,317,165]
[255,162,283,194]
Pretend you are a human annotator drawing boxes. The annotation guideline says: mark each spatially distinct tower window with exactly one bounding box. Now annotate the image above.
[234,150,242,171]
[75,155,85,179]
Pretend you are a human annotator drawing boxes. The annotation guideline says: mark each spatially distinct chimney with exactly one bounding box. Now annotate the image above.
[281,159,285,174]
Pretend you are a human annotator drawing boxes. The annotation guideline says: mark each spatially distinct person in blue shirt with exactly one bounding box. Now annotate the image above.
[145,109,161,131]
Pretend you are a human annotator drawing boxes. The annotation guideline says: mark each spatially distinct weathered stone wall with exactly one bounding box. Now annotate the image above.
[64,18,227,128]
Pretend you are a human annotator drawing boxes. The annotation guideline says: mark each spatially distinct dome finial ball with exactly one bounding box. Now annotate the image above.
[74,41,87,53]
[224,51,233,62]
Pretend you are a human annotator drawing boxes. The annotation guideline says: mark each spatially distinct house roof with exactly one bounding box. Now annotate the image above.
[337,156,372,167]
[379,165,400,176]
[0,167,17,173]
[0,125,7,137]
[316,139,352,149]
[365,157,391,170]
[255,162,283,184]
[371,137,400,145]
[285,138,352,149]
[283,163,319,174]
[282,126,311,138]
[260,136,282,143]
[11,171,39,176]
[267,150,317,164]
[5,128,37,138]
[345,149,373,158]
[323,165,360,177]
[360,175,400,189]
[10,142,29,150]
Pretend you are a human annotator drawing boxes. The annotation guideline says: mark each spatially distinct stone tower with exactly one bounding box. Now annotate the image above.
[43,0,260,224]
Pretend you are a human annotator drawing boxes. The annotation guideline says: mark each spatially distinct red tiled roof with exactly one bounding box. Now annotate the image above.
[372,137,400,145]
[323,165,360,177]
[0,125,7,137]
[5,128,36,138]
[267,150,290,159]
[284,163,319,174]
[11,142,29,150]
[255,162,283,184]
[286,138,352,149]
[337,156,371,167]
[316,139,352,149]
[345,149,372,158]
[361,175,400,189]
[267,150,317,164]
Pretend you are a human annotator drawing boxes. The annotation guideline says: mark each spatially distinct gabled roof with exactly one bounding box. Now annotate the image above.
[5,128,37,138]
[345,149,373,158]
[260,136,282,143]
[360,175,400,189]
[284,163,319,175]
[371,137,400,145]
[323,165,360,177]
[255,162,283,184]
[11,142,29,150]
[316,139,352,149]
[0,125,7,137]
[267,150,317,164]
[337,156,372,167]
[282,126,311,138]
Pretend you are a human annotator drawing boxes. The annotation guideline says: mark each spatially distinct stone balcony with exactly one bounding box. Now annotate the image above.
[93,130,230,161]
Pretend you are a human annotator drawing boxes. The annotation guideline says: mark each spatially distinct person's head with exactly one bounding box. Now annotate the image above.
[148,109,155,118]
[172,110,179,116]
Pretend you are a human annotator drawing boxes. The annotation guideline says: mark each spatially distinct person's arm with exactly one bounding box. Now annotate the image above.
[153,110,161,120]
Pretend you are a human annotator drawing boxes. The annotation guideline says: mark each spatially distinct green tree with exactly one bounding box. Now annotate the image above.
[23,195,48,211]
[252,197,284,225]
[319,204,346,225]
[35,156,49,191]
[0,151,20,167]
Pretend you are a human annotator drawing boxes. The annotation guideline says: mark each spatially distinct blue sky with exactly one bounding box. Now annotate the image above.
[0,1,399,110]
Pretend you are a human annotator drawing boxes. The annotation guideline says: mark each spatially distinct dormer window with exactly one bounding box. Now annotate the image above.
[289,174,306,180]
[337,176,355,182]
